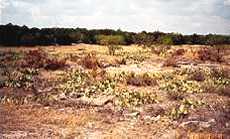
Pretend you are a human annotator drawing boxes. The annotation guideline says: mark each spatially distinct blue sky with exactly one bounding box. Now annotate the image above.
[0,0,230,34]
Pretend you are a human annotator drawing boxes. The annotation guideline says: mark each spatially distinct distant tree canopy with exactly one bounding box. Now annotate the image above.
[0,23,230,46]
[96,35,125,45]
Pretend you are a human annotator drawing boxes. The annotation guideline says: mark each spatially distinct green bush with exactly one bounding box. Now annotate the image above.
[96,35,125,45]
[161,35,174,45]
[96,35,124,55]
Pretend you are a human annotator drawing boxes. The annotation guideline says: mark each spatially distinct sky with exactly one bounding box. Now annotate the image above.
[0,0,230,34]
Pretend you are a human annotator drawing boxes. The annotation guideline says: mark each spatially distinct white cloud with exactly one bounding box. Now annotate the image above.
[224,0,230,5]
[1,0,230,34]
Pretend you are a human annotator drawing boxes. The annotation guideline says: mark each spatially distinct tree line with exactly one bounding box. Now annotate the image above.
[0,23,230,46]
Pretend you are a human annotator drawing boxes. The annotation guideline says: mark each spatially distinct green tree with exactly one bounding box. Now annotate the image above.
[161,35,174,45]
[96,35,125,55]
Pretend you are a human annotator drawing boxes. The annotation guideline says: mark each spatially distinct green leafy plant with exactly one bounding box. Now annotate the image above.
[160,79,203,100]
[85,79,116,97]
[170,99,204,119]
[2,68,38,88]
[59,69,116,98]
[59,69,90,97]
[115,90,157,107]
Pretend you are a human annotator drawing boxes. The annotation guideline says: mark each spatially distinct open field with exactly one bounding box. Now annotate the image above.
[0,44,230,138]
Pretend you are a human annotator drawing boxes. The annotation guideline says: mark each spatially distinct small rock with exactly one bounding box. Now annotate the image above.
[142,104,165,117]
[226,122,229,128]
[124,111,140,118]
[199,122,211,128]
[80,95,114,106]
[160,130,178,139]
[180,120,214,129]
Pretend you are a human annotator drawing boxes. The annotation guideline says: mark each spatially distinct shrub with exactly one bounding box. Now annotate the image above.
[20,49,47,68]
[211,67,230,79]
[107,45,123,55]
[161,35,174,45]
[96,35,125,45]
[80,52,100,69]
[20,49,67,70]
[186,68,206,82]
[197,47,224,62]
[59,69,116,98]
[123,54,147,64]
[96,35,125,55]
[151,45,171,56]
[1,51,23,62]
[202,76,229,95]
[44,58,67,70]
[126,72,157,86]
[172,49,186,56]
[2,67,38,89]
[162,56,178,67]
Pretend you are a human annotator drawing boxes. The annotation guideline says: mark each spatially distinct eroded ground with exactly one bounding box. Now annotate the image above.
[0,44,230,138]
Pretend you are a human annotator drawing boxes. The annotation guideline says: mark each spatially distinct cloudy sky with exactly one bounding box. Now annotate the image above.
[0,0,230,34]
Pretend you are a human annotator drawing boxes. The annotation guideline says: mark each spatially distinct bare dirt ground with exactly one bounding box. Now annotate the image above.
[0,44,230,138]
